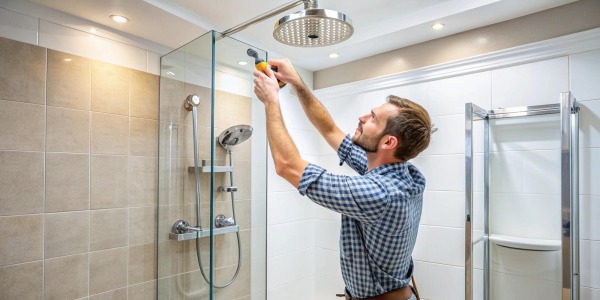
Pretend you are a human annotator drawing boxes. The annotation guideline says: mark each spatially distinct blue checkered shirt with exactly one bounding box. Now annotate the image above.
[298,135,425,298]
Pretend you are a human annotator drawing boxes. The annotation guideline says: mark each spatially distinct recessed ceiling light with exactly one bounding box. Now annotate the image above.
[90,28,97,33]
[238,61,248,66]
[329,53,340,59]
[110,15,129,23]
[432,23,444,30]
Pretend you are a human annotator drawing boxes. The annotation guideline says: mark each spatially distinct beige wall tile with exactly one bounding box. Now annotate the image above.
[89,288,127,300]
[128,280,157,300]
[130,117,158,157]
[0,262,43,299]
[45,153,90,212]
[0,100,45,151]
[213,261,251,300]
[130,70,159,120]
[129,156,157,207]
[159,77,185,123]
[45,211,89,258]
[89,247,128,295]
[46,107,90,153]
[0,215,43,267]
[214,91,252,130]
[128,243,157,285]
[91,112,129,155]
[129,206,157,245]
[47,50,91,110]
[0,151,44,216]
[0,37,45,104]
[92,60,129,115]
[90,208,128,251]
[44,254,88,300]
[90,155,128,209]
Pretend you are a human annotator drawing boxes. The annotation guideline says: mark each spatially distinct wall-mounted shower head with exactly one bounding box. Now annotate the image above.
[184,94,201,111]
[273,0,353,47]
[218,125,253,150]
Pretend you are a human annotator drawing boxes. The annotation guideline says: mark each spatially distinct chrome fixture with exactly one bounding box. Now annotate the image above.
[217,124,253,150]
[220,0,353,47]
[218,186,238,192]
[274,0,353,47]
[184,94,200,111]
[215,214,236,228]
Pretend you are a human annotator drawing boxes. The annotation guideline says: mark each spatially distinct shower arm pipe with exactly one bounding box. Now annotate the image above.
[219,0,304,37]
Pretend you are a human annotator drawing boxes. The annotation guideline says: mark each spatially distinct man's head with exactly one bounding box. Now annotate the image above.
[352,95,431,161]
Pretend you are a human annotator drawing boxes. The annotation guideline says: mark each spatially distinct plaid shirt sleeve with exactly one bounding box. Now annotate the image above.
[298,163,391,224]
[337,134,368,175]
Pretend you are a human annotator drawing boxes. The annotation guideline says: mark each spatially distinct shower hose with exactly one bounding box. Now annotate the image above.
[190,105,242,288]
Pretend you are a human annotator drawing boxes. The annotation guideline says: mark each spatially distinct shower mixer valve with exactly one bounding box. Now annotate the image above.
[215,214,236,228]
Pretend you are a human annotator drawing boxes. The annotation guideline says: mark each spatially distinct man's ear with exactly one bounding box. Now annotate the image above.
[380,135,399,150]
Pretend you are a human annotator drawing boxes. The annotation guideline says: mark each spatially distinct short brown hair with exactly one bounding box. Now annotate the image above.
[383,95,431,161]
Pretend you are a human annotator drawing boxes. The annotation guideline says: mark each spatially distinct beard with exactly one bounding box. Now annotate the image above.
[352,125,384,153]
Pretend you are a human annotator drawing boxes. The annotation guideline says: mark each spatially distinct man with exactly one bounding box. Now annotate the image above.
[253,58,431,300]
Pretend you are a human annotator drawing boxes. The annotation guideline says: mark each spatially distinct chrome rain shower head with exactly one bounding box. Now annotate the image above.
[218,125,253,150]
[273,0,353,47]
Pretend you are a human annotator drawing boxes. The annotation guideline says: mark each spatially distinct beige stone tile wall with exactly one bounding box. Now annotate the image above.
[0,36,158,299]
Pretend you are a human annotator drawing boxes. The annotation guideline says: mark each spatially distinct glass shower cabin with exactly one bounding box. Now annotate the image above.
[157,31,267,300]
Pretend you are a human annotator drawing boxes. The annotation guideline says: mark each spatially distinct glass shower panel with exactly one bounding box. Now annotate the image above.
[487,114,562,299]
[157,31,268,300]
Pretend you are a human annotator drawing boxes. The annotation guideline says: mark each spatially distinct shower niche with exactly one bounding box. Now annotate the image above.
[158,31,268,299]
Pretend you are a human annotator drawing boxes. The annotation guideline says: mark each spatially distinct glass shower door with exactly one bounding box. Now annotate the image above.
[157,31,268,300]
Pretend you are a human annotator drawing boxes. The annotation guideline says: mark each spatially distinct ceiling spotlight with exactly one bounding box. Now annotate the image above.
[432,23,444,30]
[238,61,248,66]
[329,53,340,59]
[110,15,129,23]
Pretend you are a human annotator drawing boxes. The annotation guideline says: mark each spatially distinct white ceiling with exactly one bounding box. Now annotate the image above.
[16,0,577,71]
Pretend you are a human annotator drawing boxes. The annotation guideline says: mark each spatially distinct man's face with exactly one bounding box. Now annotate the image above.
[352,103,397,153]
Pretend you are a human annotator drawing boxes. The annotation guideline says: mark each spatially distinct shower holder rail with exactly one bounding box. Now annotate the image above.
[169,224,240,241]
[188,159,233,173]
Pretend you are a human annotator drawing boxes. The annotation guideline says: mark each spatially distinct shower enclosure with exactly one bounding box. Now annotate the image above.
[465,92,580,300]
[157,31,268,299]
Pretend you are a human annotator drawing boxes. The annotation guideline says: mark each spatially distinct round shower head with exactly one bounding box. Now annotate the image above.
[218,125,253,150]
[273,1,353,47]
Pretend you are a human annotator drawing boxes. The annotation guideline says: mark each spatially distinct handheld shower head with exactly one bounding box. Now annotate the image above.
[218,125,253,150]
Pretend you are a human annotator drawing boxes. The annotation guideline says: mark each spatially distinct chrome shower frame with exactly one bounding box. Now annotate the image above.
[465,92,580,300]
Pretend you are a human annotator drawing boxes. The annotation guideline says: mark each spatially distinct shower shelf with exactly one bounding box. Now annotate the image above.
[169,225,239,241]
[489,234,561,251]
[188,160,233,173]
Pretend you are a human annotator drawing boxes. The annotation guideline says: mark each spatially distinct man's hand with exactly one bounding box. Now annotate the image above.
[253,67,280,105]
[268,58,302,87]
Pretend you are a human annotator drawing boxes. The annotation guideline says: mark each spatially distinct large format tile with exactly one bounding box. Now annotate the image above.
[89,247,128,295]
[0,36,45,104]
[45,211,89,258]
[47,49,91,110]
[0,215,43,267]
[90,155,128,209]
[91,112,129,155]
[45,153,89,212]
[44,254,88,300]
[0,100,45,151]
[90,208,128,251]
[571,49,600,102]
[130,70,159,120]
[46,106,90,153]
[0,151,44,215]
[0,261,43,300]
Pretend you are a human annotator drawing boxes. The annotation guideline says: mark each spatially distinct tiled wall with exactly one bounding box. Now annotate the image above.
[0,36,159,299]
[306,50,600,300]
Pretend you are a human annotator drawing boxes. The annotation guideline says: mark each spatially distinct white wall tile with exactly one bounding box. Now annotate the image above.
[424,114,464,155]
[315,277,345,300]
[580,240,600,289]
[147,51,161,75]
[314,248,343,284]
[492,57,569,108]
[489,114,561,152]
[314,219,341,251]
[267,248,315,288]
[387,82,429,110]
[251,194,267,228]
[425,191,464,228]
[425,263,465,300]
[580,148,600,195]
[521,150,561,195]
[473,192,484,231]
[420,154,465,192]
[0,7,38,45]
[580,195,600,241]
[571,49,600,101]
[323,95,360,136]
[267,163,296,193]
[413,225,428,261]
[427,226,464,266]
[279,90,313,131]
[39,21,148,73]
[313,203,340,222]
[357,89,389,115]
[490,271,561,300]
[473,230,484,270]
[490,193,561,240]
[489,151,522,193]
[267,275,315,300]
[578,99,600,148]
[581,286,600,300]
[428,71,491,117]
[267,191,314,225]
[267,220,314,257]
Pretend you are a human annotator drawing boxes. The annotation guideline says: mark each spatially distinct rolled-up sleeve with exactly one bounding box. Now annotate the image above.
[298,163,390,223]
[337,135,367,175]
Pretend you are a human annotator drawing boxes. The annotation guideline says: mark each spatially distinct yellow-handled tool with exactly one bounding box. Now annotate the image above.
[247,48,286,88]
